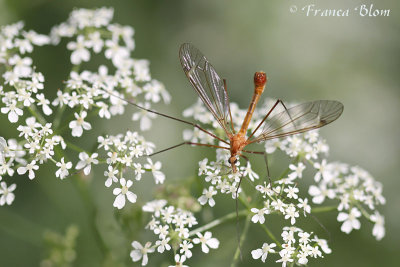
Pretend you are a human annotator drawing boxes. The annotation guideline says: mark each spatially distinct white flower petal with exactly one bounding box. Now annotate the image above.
[113,194,126,209]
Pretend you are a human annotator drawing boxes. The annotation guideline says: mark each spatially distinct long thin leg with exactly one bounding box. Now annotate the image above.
[311,214,332,242]
[263,151,272,187]
[241,149,264,155]
[235,173,244,261]
[242,149,273,188]
[240,154,249,162]
[248,100,280,140]
[223,79,236,134]
[147,142,229,157]
[248,99,294,140]
[104,90,229,145]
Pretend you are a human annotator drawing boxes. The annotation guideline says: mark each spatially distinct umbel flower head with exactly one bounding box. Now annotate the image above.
[0,7,169,207]
[182,97,386,265]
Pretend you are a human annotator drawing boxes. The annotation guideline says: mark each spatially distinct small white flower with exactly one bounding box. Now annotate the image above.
[313,159,333,182]
[88,31,104,53]
[67,35,91,64]
[17,160,39,179]
[308,183,335,204]
[15,38,33,54]
[104,39,129,65]
[284,186,299,199]
[251,242,276,263]
[9,55,32,76]
[0,182,16,205]
[298,231,310,244]
[144,158,165,184]
[285,204,299,225]
[169,254,188,267]
[75,152,98,175]
[133,162,145,180]
[276,249,294,266]
[198,158,208,175]
[113,178,137,209]
[1,101,23,123]
[69,111,92,137]
[104,165,118,187]
[142,199,167,217]
[241,162,259,181]
[154,224,169,239]
[251,207,269,224]
[179,240,193,258]
[176,225,189,239]
[55,157,72,179]
[271,199,287,213]
[52,90,70,107]
[297,251,309,265]
[337,207,361,234]
[155,237,171,253]
[192,231,219,253]
[370,211,385,241]
[132,102,156,131]
[288,162,306,179]
[313,235,331,254]
[198,186,217,207]
[297,198,311,216]
[36,93,53,115]
[97,101,111,119]
[23,30,50,46]
[281,230,295,244]
[130,241,154,266]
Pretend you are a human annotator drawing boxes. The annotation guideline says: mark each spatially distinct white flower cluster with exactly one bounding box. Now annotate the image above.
[0,22,51,123]
[309,163,386,240]
[0,8,171,206]
[263,121,385,240]
[98,131,165,209]
[251,226,331,266]
[130,200,219,266]
[183,97,385,263]
[197,151,259,206]
[0,115,66,205]
[49,7,170,136]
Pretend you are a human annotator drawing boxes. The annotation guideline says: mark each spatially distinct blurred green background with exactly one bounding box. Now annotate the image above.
[0,0,399,266]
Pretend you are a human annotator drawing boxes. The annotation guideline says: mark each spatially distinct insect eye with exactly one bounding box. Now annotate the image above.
[228,158,238,165]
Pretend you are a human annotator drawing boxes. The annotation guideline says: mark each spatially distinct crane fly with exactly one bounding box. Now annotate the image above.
[107,43,343,176]
[106,43,343,257]
[178,43,344,174]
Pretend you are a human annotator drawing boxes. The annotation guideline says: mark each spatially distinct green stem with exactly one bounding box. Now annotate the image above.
[52,64,81,130]
[311,205,337,213]
[52,103,67,130]
[237,189,282,247]
[188,210,247,237]
[71,175,109,258]
[28,105,46,125]
[260,223,282,248]
[355,202,372,221]
[65,140,85,153]
[231,215,251,267]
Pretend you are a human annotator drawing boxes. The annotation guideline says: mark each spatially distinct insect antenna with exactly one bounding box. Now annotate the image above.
[311,214,332,243]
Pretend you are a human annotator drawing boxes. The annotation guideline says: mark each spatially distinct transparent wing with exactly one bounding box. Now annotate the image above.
[179,43,233,136]
[250,100,343,143]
